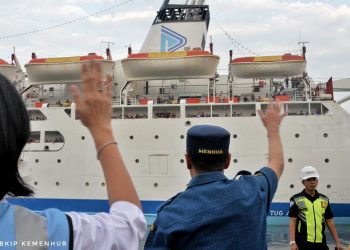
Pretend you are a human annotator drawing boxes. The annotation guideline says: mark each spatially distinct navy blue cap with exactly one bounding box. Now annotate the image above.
[186,125,230,159]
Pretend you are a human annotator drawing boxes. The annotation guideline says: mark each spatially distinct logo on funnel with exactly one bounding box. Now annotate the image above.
[161,26,187,52]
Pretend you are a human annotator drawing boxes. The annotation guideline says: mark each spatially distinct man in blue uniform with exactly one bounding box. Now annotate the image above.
[145,102,286,249]
[289,166,343,250]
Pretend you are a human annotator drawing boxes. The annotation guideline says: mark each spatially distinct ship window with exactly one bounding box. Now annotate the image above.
[28,110,47,121]
[212,105,230,117]
[64,109,71,117]
[186,105,210,118]
[310,103,329,115]
[124,106,148,119]
[154,6,207,24]
[44,131,64,143]
[28,131,40,143]
[284,103,309,116]
[153,106,180,118]
[112,107,123,119]
[232,104,256,117]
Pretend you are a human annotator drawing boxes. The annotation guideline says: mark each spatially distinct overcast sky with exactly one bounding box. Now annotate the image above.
[0,0,349,110]
[0,0,349,79]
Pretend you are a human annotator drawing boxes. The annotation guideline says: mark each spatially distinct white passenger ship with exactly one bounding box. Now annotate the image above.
[5,0,350,220]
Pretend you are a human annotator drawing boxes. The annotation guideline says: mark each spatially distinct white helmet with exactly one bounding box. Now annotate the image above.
[300,166,319,180]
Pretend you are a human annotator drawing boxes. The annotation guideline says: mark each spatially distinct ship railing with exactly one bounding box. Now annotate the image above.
[103,101,332,120]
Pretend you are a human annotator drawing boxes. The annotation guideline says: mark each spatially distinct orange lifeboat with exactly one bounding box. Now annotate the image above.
[0,58,19,83]
[25,53,115,85]
[121,50,220,81]
[230,54,306,78]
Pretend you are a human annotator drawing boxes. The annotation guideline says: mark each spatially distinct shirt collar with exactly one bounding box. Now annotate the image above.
[302,189,319,201]
[187,171,228,189]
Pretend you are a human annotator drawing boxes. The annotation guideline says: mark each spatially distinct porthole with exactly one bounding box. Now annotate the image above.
[325,158,329,163]
[185,121,191,126]
[327,184,331,189]
[155,135,159,139]
[55,182,60,186]
[57,159,61,163]
[233,134,238,139]
[295,133,300,138]
[101,182,105,187]
[290,184,294,189]
[154,183,158,188]
[135,159,139,163]
[85,182,90,187]
[323,133,328,138]
[288,158,293,163]
[35,159,39,163]
[44,145,49,151]
[34,181,38,186]
[233,159,238,163]
[81,136,85,140]
[180,159,184,163]
[130,135,134,140]
[180,135,184,139]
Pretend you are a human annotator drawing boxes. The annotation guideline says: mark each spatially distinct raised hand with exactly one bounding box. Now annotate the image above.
[258,102,287,179]
[70,61,112,135]
[258,102,287,132]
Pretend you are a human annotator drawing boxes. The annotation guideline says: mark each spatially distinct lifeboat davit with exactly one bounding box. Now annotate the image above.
[0,59,19,83]
[121,50,220,81]
[230,54,306,78]
[25,53,115,85]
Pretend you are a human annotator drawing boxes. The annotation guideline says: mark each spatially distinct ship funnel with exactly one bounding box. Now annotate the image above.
[140,0,210,52]
[161,0,170,9]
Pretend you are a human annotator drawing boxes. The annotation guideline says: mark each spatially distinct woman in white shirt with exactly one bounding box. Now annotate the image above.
[0,62,146,250]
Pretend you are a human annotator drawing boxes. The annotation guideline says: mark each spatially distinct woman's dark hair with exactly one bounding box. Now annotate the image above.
[0,74,34,199]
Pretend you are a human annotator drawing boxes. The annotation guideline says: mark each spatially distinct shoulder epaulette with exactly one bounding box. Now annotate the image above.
[290,192,304,201]
[318,193,329,201]
[157,192,183,212]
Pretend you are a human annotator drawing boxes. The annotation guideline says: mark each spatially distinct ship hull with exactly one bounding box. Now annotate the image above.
[17,101,350,219]
[8,198,350,220]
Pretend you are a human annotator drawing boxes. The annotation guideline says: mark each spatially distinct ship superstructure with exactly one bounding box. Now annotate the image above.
[7,0,350,220]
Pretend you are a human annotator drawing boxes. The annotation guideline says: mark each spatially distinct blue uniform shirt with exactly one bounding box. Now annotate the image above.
[144,167,278,250]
